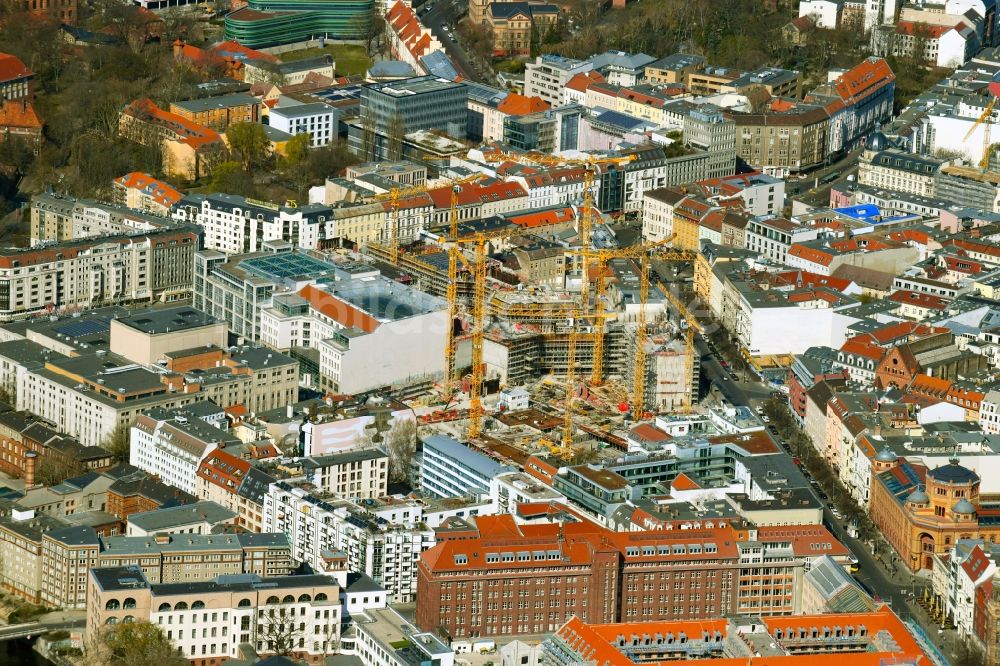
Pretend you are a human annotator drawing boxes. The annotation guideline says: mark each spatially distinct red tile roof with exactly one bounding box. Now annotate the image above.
[122,98,221,149]
[507,206,575,228]
[888,289,949,310]
[565,70,605,93]
[497,93,549,115]
[114,172,182,208]
[833,57,895,106]
[671,472,700,491]
[0,99,42,130]
[0,52,31,84]
[426,180,527,209]
[895,20,956,38]
[773,270,852,292]
[788,244,834,267]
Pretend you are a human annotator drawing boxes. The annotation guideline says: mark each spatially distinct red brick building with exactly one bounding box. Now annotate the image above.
[416,511,847,638]
[17,0,77,23]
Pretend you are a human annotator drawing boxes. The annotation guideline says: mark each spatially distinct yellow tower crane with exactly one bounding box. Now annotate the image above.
[480,150,635,316]
[374,173,489,265]
[963,97,997,171]
[559,311,613,459]
[443,227,521,439]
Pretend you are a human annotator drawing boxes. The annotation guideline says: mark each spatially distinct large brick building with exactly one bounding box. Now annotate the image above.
[416,510,848,638]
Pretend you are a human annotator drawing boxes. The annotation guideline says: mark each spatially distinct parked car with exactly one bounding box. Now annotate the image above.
[761,415,770,423]
[831,508,843,519]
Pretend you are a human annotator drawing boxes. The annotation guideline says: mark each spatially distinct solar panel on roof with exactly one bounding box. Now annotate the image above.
[54,319,111,337]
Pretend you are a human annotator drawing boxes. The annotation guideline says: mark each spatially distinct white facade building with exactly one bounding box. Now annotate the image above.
[799,0,842,28]
[269,100,339,148]
[130,408,233,495]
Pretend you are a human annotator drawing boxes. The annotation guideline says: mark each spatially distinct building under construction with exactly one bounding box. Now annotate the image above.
[622,316,700,412]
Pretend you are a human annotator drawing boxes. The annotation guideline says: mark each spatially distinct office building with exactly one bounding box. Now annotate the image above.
[419,435,513,499]
[354,76,467,159]
[224,0,372,48]
[416,512,848,637]
[539,606,929,666]
[169,93,261,132]
[86,566,340,664]
[196,448,275,533]
[130,406,239,495]
[28,192,177,245]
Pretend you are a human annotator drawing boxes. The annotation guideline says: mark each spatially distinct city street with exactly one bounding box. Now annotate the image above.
[420,0,477,81]
[680,306,962,664]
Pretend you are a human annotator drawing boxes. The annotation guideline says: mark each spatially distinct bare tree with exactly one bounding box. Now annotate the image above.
[386,113,406,161]
[384,417,416,483]
[35,453,86,487]
[102,421,133,463]
[360,107,378,161]
[257,609,305,657]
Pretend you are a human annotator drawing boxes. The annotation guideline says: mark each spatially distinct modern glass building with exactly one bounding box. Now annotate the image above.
[224,0,372,49]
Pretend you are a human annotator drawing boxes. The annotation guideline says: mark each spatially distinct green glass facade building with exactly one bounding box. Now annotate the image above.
[224,0,372,49]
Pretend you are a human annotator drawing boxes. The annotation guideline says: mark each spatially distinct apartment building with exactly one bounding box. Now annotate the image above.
[0,510,69,601]
[196,447,275,532]
[41,529,293,609]
[523,54,594,107]
[29,192,176,245]
[86,566,340,665]
[729,102,830,177]
[642,187,686,243]
[169,93,261,132]
[126,500,236,537]
[858,142,943,197]
[300,448,389,499]
[106,474,198,524]
[744,217,821,265]
[264,483,436,602]
[112,172,183,217]
[0,53,32,101]
[130,406,240,495]
[173,193,334,254]
[269,101,338,148]
[0,226,197,320]
[416,512,848,638]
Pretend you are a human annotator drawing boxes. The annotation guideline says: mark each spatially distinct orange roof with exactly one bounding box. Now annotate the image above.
[114,171,182,208]
[0,52,31,83]
[565,70,606,93]
[210,40,278,63]
[507,206,575,228]
[773,270,852,292]
[841,336,884,361]
[426,180,527,208]
[888,289,949,310]
[122,98,221,149]
[497,92,550,115]
[671,472,701,491]
[387,0,438,61]
[298,284,380,333]
[833,57,895,106]
[552,605,926,666]
[756,524,849,557]
[0,99,42,130]
[787,244,834,267]
[868,320,948,345]
[895,20,955,38]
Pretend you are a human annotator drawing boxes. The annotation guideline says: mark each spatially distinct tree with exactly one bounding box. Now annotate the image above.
[226,121,270,174]
[258,609,304,656]
[87,622,187,666]
[284,133,311,167]
[386,113,406,162]
[102,421,132,463]
[34,453,86,487]
[360,108,378,161]
[384,417,417,484]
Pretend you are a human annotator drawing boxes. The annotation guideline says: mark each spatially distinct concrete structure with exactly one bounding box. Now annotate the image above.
[354,607,453,666]
[523,55,594,107]
[300,448,389,498]
[126,500,236,536]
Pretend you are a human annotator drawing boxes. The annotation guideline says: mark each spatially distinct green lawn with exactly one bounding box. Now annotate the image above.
[279,44,372,77]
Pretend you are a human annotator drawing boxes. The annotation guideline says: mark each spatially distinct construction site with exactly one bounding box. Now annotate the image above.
[355,153,706,467]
